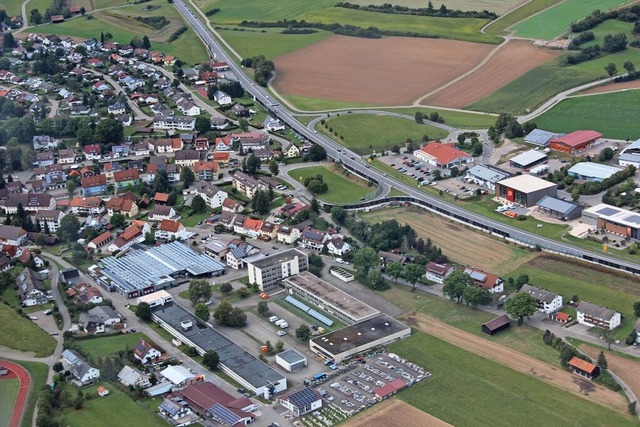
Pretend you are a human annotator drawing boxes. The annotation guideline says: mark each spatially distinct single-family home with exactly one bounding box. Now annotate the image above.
[193,161,219,181]
[0,225,28,246]
[149,205,176,221]
[80,305,122,334]
[132,142,150,157]
[277,225,301,245]
[425,262,454,284]
[108,101,126,115]
[133,338,162,364]
[117,365,151,388]
[114,169,140,192]
[34,151,55,167]
[106,196,139,217]
[70,197,105,216]
[299,227,327,251]
[213,91,232,106]
[33,135,58,150]
[158,395,196,424]
[84,144,102,160]
[81,174,108,197]
[57,148,76,165]
[577,301,621,330]
[519,284,563,314]
[62,349,100,385]
[222,198,243,213]
[214,135,233,151]
[16,268,47,306]
[107,221,150,252]
[175,150,206,167]
[464,267,504,294]
[264,116,285,132]
[325,236,351,256]
[259,222,278,241]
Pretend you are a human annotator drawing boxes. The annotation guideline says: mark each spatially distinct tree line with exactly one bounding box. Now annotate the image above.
[570,4,640,33]
[335,1,497,19]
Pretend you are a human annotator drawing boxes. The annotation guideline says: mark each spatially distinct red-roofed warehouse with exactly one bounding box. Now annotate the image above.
[550,130,602,154]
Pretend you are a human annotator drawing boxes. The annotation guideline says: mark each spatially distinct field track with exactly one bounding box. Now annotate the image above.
[344,399,452,427]
[581,344,640,403]
[0,360,31,427]
[402,313,629,415]
[273,35,492,105]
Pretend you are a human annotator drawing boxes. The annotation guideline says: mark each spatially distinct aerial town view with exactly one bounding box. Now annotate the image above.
[1,0,640,426]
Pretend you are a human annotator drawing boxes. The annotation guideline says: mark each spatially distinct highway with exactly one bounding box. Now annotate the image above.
[173,0,640,275]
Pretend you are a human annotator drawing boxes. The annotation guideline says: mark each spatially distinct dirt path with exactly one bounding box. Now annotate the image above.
[581,344,640,404]
[402,312,629,415]
[344,399,452,427]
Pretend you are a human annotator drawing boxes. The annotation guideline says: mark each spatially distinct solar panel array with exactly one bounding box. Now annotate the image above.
[288,388,319,408]
[465,269,487,282]
[285,296,334,326]
[624,214,640,225]
[209,403,241,425]
[597,207,620,216]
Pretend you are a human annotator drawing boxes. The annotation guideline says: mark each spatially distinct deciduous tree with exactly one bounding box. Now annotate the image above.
[195,303,210,321]
[203,350,219,370]
[505,292,537,325]
[443,270,471,303]
[463,285,492,307]
[403,263,424,291]
[135,302,152,321]
[385,261,403,285]
[353,247,379,278]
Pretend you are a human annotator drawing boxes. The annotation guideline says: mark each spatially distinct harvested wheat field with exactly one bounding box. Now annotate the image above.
[403,313,629,415]
[422,40,559,108]
[345,399,452,427]
[580,80,640,95]
[361,206,534,274]
[273,35,493,105]
[581,344,640,401]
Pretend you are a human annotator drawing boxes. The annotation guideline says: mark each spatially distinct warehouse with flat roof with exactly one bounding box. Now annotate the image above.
[508,150,547,169]
[582,204,640,239]
[568,162,622,182]
[495,175,557,207]
[309,314,410,363]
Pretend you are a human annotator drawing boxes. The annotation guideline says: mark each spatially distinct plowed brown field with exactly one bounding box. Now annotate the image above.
[273,35,493,105]
[580,81,640,95]
[422,40,559,108]
[581,344,640,403]
[344,399,452,427]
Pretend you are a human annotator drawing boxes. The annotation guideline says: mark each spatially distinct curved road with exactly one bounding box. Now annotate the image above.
[173,0,640,274]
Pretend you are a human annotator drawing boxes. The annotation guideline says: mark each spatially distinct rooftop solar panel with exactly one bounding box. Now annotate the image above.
[624,214,640,224]
[209,403,241,425]
[288,388,319,408]
[469,271,487,282]
[597,207,620,216]
[307,308,334,326]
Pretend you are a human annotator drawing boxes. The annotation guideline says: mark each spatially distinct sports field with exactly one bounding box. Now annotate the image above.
[511,0,636,40]
[287,165,373,204]
[319,114,448,155]
[0,378,18,427]
[391,332,635,426]
[534,91,640,140]
[215,27,331,59]
[273,36,493,106]
[484,0,560,36]
[0,304,56,357]
[423,39,559,108]
[76,333,150,361]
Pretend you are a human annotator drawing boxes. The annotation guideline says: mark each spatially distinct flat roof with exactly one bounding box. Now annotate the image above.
[310,314,409,355]
[466,164,511,183]
[137,290,172,303]
[276,349,307,364]
[247,248,306,269]
[509,150,547,167]
[568,162,622,180]
[154,303,285,389]
[537,196,582,216]
[497,174,556,193]
[583,203,640,229]
[283,272,379,322]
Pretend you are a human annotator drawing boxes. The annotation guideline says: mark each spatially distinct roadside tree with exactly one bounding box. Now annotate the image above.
[505,292,537,325]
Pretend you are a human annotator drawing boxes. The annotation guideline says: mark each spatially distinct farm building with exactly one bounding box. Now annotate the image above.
[568,357,599,380]
[550,130,602,154]
[519,284,563,314]
[582,204,640,239]
[177,381,255,425]
[524,129,558,146]
[481,314,511,335]
[413,142,473,169]
[508,149,547,169]
[536,196,583,221]
[463,267,503,293]
[276,349,307,372]
[567,163,622,182]
[309,314,410,363]
[619,138,640,167]
[374,378,407,400]
[280,387,322,417]
[464,164,511,190]
[576,301,621,330]
[495,175,557,207]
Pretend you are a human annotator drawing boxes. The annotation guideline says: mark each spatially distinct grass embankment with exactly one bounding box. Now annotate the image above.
[381,107,496,129]
[511,0,637,40]
[287,164,373,204]
[278,93,376,112]
[0,304,57,357]
[318,114,448,155]
[76,332,151,361]
[483,0,561,36]
[391,332,636,426]
[534,90,640,140]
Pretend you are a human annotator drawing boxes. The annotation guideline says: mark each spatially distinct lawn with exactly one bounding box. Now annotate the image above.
[484,0,561,36]
[93,0,130,9]
[278,93,376,112]
[381,107,496,129]
[63,381,169,427]
[76,333,151,362]
[534,90,640,140]
[215,27,332,59]
[0,304,56,357]
[318,114,448,155]
[0,378,18,427]
[200,0,335,24]
[391,332,636,426]
[297,8,501,44]
[0,1,22,16]
[10,360,48,427]
[287,164,374,204]
[511,0,636,40]
[181,211,212,227]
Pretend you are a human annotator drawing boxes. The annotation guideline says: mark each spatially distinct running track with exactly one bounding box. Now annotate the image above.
[0,360,30,427]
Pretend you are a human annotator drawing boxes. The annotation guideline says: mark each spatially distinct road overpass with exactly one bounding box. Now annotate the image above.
[172,0,640,275]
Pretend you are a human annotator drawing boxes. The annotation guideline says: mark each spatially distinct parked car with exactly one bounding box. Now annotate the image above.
[29,316,38,320]
[44,309,52,315]
[277,330,287,336]
[269,316,279,323]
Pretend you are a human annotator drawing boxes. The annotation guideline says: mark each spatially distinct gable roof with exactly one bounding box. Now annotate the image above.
[551,130,602,147]
[568,356,598,374]
[519,284,559,304]
[159,219,182,232]
[578,301,617,320]
[418,142,472,165]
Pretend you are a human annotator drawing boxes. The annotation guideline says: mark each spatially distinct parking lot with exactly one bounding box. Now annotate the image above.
[29,306,59,336]
[378,153,441,185]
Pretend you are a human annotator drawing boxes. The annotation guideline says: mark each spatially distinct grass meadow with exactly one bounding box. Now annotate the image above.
[534,90,640,140]
[200,0,334,24]
[484,0,561,36]
[287,165,373,203]
[511,0,636,39]
[319,114,448,155]
[76,332,151,362]
[16,361,49,427]
[391,332,637,427]
[215,27,332,59]
[0,304,56,357]
[278,93,376,112]
[382,107,496,129]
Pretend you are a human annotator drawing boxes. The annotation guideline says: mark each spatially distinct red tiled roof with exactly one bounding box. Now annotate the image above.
[213,152,230,160]
[569,356,597,374]
[154,193,169,202]
[81,174,107,188]
[551,130,602,148]
[374,378,406,398]
[84,144,101,154]
[114,169,139,182]
[555,312,571,321]
[193,161,219,173]
[159,219,181,232]
[119,224,143,241]
[418,142,472,165]
[90,231,113,246]
[243,218,263,231]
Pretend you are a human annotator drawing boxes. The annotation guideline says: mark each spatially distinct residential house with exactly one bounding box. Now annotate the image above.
[102,162,121,180]
[519,284,563,314]
[282,143,300,159]
[81,174,108,197]
[132,142,150,157]
[152,116,196,131]
[155,219,190,240]
[80,305,122,334]
[222,198,243,213]
[264,116,285,132]
[158,395,196,424]
[259,222,278,241]
[70,197,105,216]
[193,161,219,181]
[378,251,409,266]
[108,101,126,115]
[194,181,228,209]
[464,267,504,294]
[213,91,231,106]
[193,138,209,151]
[33,165,67,191]
[34,151,55,167]
[176,382,254,425]
[107,221,150,252]
[118,365,151,388]
[112,145,130,158]
[166,164,181,183]
[0,255,11,272]
[425,262,454,284]
[133,338,162,364]
[62,349,101,385]
[154,193,170,205]
[210,117,229,130]
[277,225,301,245]
[73,287,104,306]
[577,302,621,330]
[35,210,65,232]
[212,152,230,164]
[149,205,176,221]
[232,171,267,198]
[175,150,206,167]
[240,218,264,239]
[33,135,58,150]
[106,196,139,217]
[114,169,140,192]
[325,236,351,256]
[84,144,102,160]
[299,227,327,251]
[16,268,47,306]
[231,104,249,117]
[214,135,233,151]
[3,193,56,214]
[233,132,270,152]
[57,148,76,165]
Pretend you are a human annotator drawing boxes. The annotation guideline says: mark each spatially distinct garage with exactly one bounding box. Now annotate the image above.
[276,349,308,372]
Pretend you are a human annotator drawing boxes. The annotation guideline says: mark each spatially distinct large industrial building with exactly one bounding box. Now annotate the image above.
[619,139,640,167]
[151,298,287,396]
[309,314,411,363]
[550,130,602,154]
[495,175,557,207]
[536,196,583,221]
[282,271,380,325]
[567,163,622,182]
[92,242,225,298]
[246,248,308,291]
[582,204,640,239]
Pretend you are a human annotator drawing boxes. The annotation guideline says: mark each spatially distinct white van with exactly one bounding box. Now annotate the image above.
[275,319,285,326]
[269,316,279,323]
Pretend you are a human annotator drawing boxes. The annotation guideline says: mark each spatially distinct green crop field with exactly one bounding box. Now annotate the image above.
[534,90,640,140]
[484,0,561,36]
[511,0,635,40]
[200,0,334,24]
[391,332,636,426]
[349,0,524,14]
[0,378,18,427]
[0,304,56,357]
[76,333,151,362]
[64,381,169,427]
[215,27,332,59]
[382,107,496,129]
[297,8,501,44]
[287,165,374,204]
[318,114,448,155]
[93,0,130,9]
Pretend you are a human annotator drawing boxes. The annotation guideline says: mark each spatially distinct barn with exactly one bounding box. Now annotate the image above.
[568,356,599,380]
[550,130,602,154]
[495,175,557,207]
[481,314,511,335]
